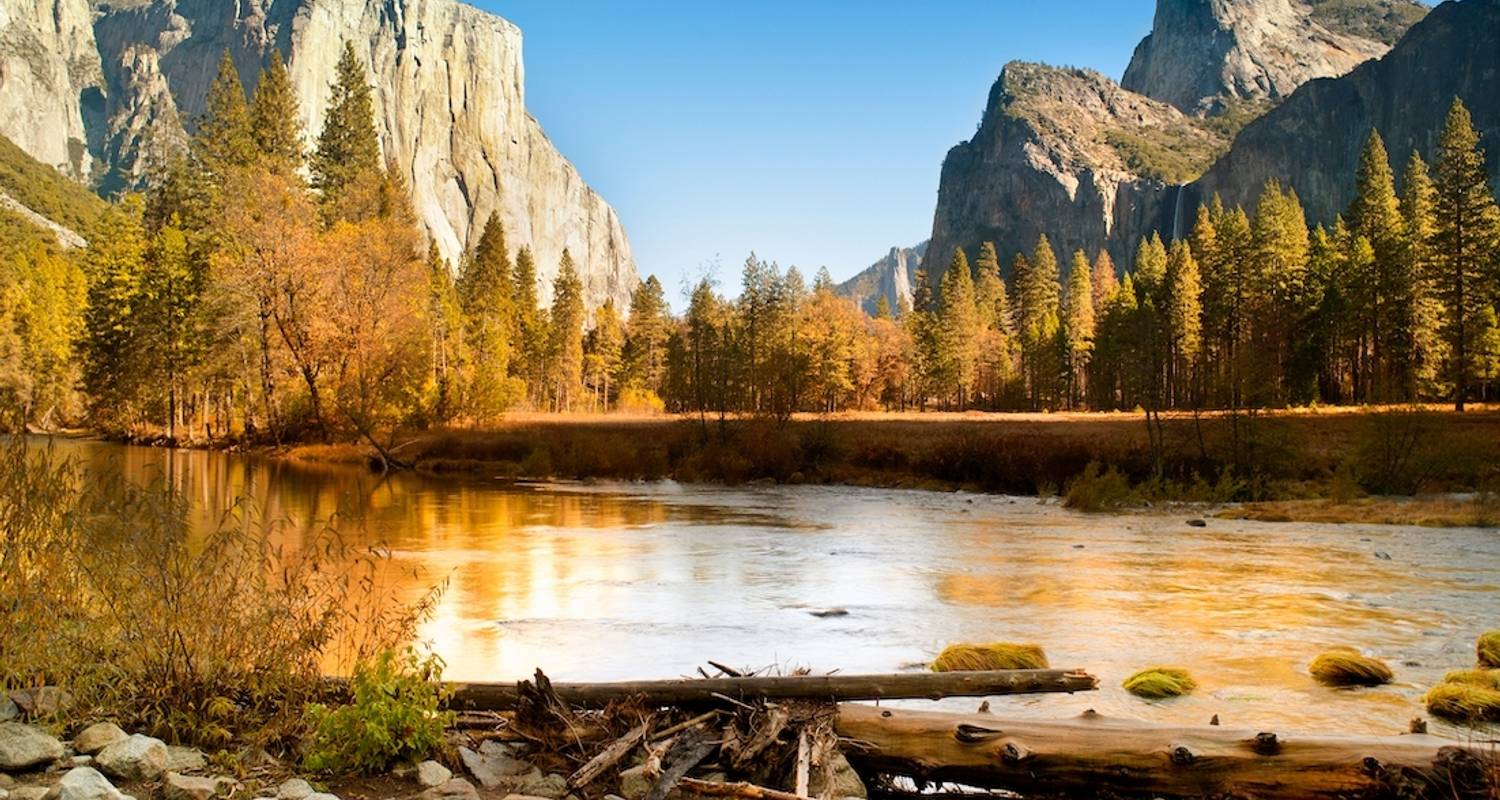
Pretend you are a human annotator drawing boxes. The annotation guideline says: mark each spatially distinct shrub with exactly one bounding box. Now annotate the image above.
[931,643,1048,672]
[1478,632,1500,669]
[616,387,665,414]
[0,440,440,750]
[1123,668,1197,698]
[1063,461,1135,511]
[303,648,454,775]
[1309,649,1394,687]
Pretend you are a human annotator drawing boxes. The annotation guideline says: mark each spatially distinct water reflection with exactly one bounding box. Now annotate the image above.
[35,437,1500,737]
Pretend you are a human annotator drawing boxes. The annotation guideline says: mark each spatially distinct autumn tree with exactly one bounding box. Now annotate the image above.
[1063,250,1095,408]
[584,299,624,410]
[623,275,671,400]
[546,251,585,411]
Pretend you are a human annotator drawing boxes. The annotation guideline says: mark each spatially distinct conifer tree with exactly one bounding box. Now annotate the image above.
[196,53,255,181]
[426,244,465,424]
[511,246,546,404]
[547,250,585,411]
[1347,131,1410,399]
[139,219,200,437]
[458,214,516,419]
[1400,151,1446,396]
[874,295,892,320]
[1164,240,1202,406]
[624,275,670,395]
[1016,235,1062,408]
[82,197,150,427]
[249,53,304,176]
[905,267,938,407]
[584,299,624,410]
[973,242,1015,406]
[1063,250,1095,408]
[311,42,382,222]
[1252,181,1310,403]
[936,248,979,407]
[1431,98,1500,411]
[1091,250,1118,314]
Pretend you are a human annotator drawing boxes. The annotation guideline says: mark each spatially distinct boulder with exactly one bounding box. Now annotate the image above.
[416,761,452,789]
[161,773,233,800]
[459,745,537,789]
[0,723,64,771]
[12,789,49,800]
[164,748,206,773]
[6,690,72,722]
[419,779,479,800]
[618,766,650,800]
[517,773,567,799]
[71,725,126,757]
[93,735,168,782]
[0,699,18,723]
[275,779,313,800]
[44,767,132,800]
[303,794,340,800]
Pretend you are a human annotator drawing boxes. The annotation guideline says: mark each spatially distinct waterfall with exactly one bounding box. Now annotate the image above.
[1170,184,1187,241]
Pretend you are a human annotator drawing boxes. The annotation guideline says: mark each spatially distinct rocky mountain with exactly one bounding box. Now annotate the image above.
[1187,0,1500,226]
[924,0,1426,286]
[1122,0,1425,115]
[0,0,636,310]
[836,241,927,315]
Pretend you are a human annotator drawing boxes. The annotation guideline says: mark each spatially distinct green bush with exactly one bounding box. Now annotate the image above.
[1063,461,1135,511]
[303,647,454,775]
[1123,667,1197,698]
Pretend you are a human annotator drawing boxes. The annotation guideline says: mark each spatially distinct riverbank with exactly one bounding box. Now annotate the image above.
[272,408,1500,515]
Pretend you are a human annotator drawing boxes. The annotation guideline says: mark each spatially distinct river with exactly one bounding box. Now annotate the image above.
[32,436,1500,738]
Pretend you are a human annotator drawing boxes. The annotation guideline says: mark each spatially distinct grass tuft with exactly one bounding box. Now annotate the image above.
[1478,631,1500,669]
[1425,669,1500,722]
[931,643,1048,672]
[1309,649,1394,687]
[1122,667,1198,698]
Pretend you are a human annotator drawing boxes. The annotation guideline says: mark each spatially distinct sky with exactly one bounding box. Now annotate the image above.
[476,1,1158,303]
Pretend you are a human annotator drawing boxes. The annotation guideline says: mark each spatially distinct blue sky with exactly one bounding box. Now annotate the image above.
[478,1,1158,302]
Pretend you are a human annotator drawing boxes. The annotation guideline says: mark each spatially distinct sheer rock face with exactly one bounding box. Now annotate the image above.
[0,0,105,180]
[1121,0,1423,115]
[925,63,1214,282]
[8,0,635,310]
[836,241,927,316]
[1186,0,1500,225]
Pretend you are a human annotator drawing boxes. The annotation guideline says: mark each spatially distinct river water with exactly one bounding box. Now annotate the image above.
[34,437,1500,737]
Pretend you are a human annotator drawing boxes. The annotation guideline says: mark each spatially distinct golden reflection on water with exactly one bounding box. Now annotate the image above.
[39,438,1500,737]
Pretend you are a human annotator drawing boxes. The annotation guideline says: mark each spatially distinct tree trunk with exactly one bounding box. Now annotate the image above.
[834,703,1491,800]
[447,669,1097,711]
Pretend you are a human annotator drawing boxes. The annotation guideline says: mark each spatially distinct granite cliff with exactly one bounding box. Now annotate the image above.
[0,0,636,309]
[924,0,1427,284]
[836,241,927,316]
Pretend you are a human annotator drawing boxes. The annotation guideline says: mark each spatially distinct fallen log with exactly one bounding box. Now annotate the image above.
[448,669,1097,711]
[835,704,1495,800]
[676,778,808,800]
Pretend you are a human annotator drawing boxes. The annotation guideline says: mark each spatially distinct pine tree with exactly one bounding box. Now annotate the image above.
[139,219,201,437]
[624,275,670,395]
[973,242,1015,407]
[311,42,383,223]
[1431,98,1500,411]
[584,299,624,410]
[82,196,150,427]
[249,53,304,176]
[1165,240,1202,406]
[1016,235,1062,408]
[426,244,466,424]
[1252,181,1310,403]
[512,246,546,404]
[1063,250,1095,407]
[936,248,979,407]
[1347,130,1411,399]
[874,295,892,320]
[1401,151,1446,397]
[905,267,938,407]
[457,213,516,419]
[1091,250,1118,314]
[195,52,255,186]
[546,250,585,411]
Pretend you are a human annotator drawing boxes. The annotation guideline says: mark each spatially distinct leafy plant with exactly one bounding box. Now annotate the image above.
[303,647,454,775]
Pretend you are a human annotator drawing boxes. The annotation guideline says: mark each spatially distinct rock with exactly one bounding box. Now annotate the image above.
[45,767,131,800]
[518,773,568,799]
[808,753,868,800]
[161,773,233,800]
[618,765,650,800]
[71,725,127,756]
[0,699,17,723]
[1122,0,1421,114]
[836,243,927,316]
[94,735,168,782]
[809,608,849,618]
[275,779,314,800]
[164,747,206,773]
[0,723,65,771]
[459,745,537,789]
[417,761,453,789]
[420,780,479,800]
[69,757,91,767]
[500,795,557,800]
[0,775,13,789]
[1186,519,1207,527]
[57,0,635,310]
[303,794,340,800]
[12,789,49,800]
[7,689,73,720]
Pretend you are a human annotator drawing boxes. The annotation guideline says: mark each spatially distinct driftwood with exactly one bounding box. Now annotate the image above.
[835,703,1495,800]
[644,728,718,800]
[569,720,651,789]
[448,669,1097,711]
[677,778,809,800]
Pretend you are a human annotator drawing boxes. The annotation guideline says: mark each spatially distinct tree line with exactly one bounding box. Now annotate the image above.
[657,98,1500,419]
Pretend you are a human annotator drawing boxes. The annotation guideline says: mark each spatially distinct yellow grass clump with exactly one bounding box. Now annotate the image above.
[1425,669,1500,722]
[931,643,1049,672]
[1477,631,1500,668]
[1123,667,1197,698]
[1309,649,1394,687]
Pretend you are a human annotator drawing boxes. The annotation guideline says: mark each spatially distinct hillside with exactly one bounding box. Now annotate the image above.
[0,134,106,248]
